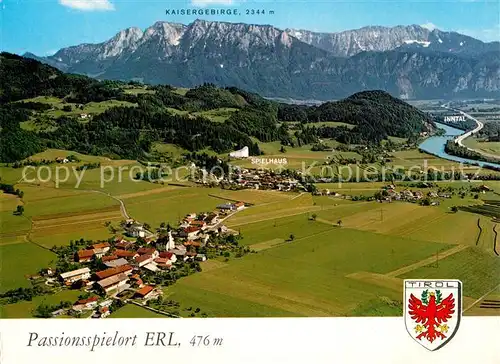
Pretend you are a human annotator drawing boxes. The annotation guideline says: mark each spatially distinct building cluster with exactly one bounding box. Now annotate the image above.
[210,168,306,192]
[54,200,246,317]
[377,185,452,205]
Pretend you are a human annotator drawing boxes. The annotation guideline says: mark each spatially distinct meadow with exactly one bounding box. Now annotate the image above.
[0,289,80,318]
[0,241,56,292]
[166,228,451,317]
[109,304,166,318]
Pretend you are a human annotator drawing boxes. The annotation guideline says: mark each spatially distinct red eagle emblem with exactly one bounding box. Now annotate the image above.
[408,289,455,343]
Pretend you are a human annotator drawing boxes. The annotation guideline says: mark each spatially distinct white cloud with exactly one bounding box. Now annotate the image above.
[420,22,439,31]
[59,0,115,11]
[191,0,236,7]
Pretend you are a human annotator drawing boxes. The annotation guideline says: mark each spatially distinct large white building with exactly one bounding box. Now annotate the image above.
[229,146,249,159]
[59,268,91,284]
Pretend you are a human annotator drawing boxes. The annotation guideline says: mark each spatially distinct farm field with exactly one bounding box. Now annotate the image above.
[0,241,56,292]
[1,145,499,318]
[18,96,137,122]
[237,214,336,246]
[464,138,500,156]
[166,228,452,317]
[399,247,500,300]
[0,289,80,318]
[109,304,166,318]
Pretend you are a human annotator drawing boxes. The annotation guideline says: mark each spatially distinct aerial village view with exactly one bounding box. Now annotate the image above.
[1,0,499,320]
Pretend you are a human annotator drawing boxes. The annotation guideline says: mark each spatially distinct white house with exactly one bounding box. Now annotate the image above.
[60,268,91,284]
[127,223,145,238]
[229,146,249,159]
[97,273,129,294]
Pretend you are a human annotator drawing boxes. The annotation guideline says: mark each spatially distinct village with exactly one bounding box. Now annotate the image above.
[39,200,248,319]
[195,166,308,192]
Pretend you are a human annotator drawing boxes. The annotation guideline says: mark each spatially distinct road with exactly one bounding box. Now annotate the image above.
[441,104,500,161]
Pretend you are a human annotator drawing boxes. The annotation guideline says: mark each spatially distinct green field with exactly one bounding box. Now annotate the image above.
[464,138,500,156]
[400,247,500,299]
[166,228,451,317]
[1,144,500,318]
[110,304,166,318]
[0,289,80,318]
[0,241,56,292]
[18,97,137,126]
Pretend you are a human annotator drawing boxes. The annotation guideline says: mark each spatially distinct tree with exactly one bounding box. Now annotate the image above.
[450,206,459,213]
[14,205,24,215]
[289,234,295,241]
[337,219,343,227]
[311,213,317,221]
[62,105,72,112]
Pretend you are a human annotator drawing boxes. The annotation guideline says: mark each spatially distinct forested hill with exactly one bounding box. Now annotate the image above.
[0,53,434,162]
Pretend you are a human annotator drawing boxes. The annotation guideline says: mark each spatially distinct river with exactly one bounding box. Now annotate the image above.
[418,122,500,169]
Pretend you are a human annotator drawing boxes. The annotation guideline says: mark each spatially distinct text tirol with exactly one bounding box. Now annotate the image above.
[405,281,459,288]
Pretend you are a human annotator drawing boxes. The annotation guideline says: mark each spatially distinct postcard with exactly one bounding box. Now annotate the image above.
[0,0,499,363]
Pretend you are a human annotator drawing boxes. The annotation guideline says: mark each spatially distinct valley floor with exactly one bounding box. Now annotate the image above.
[0,149,499,318]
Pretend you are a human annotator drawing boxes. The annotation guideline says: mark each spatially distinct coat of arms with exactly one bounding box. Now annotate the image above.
[404,280,462,351]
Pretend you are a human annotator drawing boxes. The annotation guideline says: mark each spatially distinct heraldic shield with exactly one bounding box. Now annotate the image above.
[404,280,462,351]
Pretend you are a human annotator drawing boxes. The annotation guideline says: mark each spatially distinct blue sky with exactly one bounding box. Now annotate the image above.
[1,0,499,56]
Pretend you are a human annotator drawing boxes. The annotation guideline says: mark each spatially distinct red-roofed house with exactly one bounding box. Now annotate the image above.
[72,296,99,311]
[115,250,139,259]
[134,254,154,267]
[184,240,201,248]
[102,255,118,262]
[95,265,133,281]
[159,251,177,263]
[137,247,159,258]
[191,220,207,229]
[179,226,200,240]
[115,241,134,250]
[75,249,95,263]
[134,285,155,300]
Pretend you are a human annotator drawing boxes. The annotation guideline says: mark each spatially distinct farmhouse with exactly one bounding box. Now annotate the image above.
[159,251,177,263]
[91,242,111,257]
[196,254,207,262]
[55,157,69,164]
[97,273,129,294]
[179,226,201,240]
[234,201,245,211]
[126,223,146,238]
[154,258,172,269]
[217,203,235,212]
[72,296,99,311]
[95,265,133,281]
[115,250,139,259]
[137,247,159,258]
[102,255,118,262]
[75,249,95,263]
[93,306,110,319]
[104,258,129,268]
[134,285,155,300]
[115,240,134,250]
[190,220,207,230]
[60,268,91,284]
[143,263,159,272]
[134,254,154,267]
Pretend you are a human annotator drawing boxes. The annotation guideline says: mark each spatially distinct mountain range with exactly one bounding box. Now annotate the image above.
[24,20,500,100]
